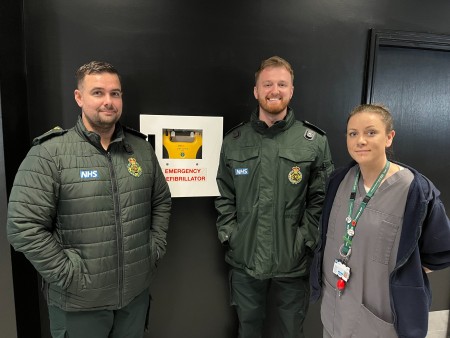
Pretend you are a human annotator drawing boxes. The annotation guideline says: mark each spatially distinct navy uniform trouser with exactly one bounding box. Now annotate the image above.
[48,289,150,338]
[230,268,310,338]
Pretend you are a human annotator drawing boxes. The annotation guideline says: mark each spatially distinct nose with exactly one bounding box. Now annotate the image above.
[270,84,280,95]
[104,94,114,107]
[357,134,367,145]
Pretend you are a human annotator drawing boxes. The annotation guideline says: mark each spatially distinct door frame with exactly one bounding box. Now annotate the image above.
[364,29,450,103]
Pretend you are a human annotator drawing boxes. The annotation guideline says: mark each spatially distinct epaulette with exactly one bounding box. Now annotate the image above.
[302,120,326,141]
[303,120,326,135]
[123,125,147,140]
[225,121,247,139]
[32,126,68,145]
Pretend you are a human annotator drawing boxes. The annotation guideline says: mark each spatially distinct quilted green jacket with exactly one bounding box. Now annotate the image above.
[215,108,334,279]
[7,116,171,311]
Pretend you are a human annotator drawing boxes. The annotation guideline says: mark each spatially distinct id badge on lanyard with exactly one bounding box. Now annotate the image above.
[332,161,390,297]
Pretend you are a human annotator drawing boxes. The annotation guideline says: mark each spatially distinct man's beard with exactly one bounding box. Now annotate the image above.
[85,109,121,132]
[258,97,289,115]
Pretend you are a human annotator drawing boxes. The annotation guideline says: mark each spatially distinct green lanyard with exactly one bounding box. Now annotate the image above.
[339,161,390,259]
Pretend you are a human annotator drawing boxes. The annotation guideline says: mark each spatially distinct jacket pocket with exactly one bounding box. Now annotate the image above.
[292,225,306,261]
[227,147,259,161]
[228,210,251,261]
[278,149,315,192]
[351,304,396,338]
[64,249,85,292]
[150,238,158,269]
[226,147,259,170]
[279,148,315,161]
[226,147,260,205]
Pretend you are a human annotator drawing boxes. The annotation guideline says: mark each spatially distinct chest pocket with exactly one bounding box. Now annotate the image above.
[278,148,315,186]
[226,147,259,204]
[226,147,260,212]
[227,147,260,171]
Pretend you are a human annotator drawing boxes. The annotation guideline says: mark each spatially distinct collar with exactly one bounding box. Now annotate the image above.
[250,107,295,135]
[75,115,125,150]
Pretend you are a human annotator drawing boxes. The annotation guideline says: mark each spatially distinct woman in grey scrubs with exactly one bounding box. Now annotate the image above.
[310,104,450,338]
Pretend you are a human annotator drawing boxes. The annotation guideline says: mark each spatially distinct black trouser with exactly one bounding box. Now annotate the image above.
[230,268,310,338]
[48,289,150,338]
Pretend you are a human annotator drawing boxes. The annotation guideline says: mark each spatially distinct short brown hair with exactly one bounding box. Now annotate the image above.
[348,104,394,133]
[255,56,294,84]
[76,61,120,88]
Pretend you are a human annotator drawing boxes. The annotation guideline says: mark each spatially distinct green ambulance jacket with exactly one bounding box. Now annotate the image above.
[215,108,334,279]
[7,116,171,311]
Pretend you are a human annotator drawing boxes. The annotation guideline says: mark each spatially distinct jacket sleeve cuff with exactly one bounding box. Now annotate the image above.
[218,232,231,244]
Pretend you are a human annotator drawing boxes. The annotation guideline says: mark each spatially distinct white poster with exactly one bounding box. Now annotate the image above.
[140,114,223,197]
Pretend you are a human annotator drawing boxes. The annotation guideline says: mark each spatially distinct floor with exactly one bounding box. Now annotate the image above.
[426,310,450,338]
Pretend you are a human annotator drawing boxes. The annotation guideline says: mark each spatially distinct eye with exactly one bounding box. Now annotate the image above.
[92,91,103,96]
[279,83,287,88]
[367,130,377,136]
[111,91,122,98]
[348,131,357,137]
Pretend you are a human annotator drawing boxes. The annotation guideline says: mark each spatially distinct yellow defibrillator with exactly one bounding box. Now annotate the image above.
[162,129,203,159]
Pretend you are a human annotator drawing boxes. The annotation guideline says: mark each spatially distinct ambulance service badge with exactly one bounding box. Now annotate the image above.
[288,166,302,184]
[127,157,142,177]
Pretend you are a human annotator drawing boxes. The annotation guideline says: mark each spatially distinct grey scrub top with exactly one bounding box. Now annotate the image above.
[321,165,413,338]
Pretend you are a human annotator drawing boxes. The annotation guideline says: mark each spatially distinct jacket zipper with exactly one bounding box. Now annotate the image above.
[107,151,123,308]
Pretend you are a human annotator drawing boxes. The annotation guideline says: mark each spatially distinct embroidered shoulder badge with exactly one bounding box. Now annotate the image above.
[288,166,302,184]
[127,157,142,177]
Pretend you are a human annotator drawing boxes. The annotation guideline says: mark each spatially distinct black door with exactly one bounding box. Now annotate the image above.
[365,29,450,312]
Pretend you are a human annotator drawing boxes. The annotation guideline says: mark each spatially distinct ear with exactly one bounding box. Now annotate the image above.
[74,89,83,107]
[386,129,395,147]
[253,86,258,100]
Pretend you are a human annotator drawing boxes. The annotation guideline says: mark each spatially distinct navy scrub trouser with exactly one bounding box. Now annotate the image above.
[230,268,310,338]
[48,289,150,338]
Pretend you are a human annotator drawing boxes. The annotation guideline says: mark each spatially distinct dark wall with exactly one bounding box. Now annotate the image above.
[2,0,450,337]
[1,0,39,337]
[20,1,450,169]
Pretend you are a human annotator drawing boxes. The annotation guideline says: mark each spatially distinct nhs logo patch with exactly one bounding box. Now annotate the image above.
[234,168,249,176]
[80,170,99,179]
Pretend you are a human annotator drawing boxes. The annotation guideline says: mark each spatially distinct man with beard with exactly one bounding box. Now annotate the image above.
[7,61,171,337]
[215,56,334,338]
